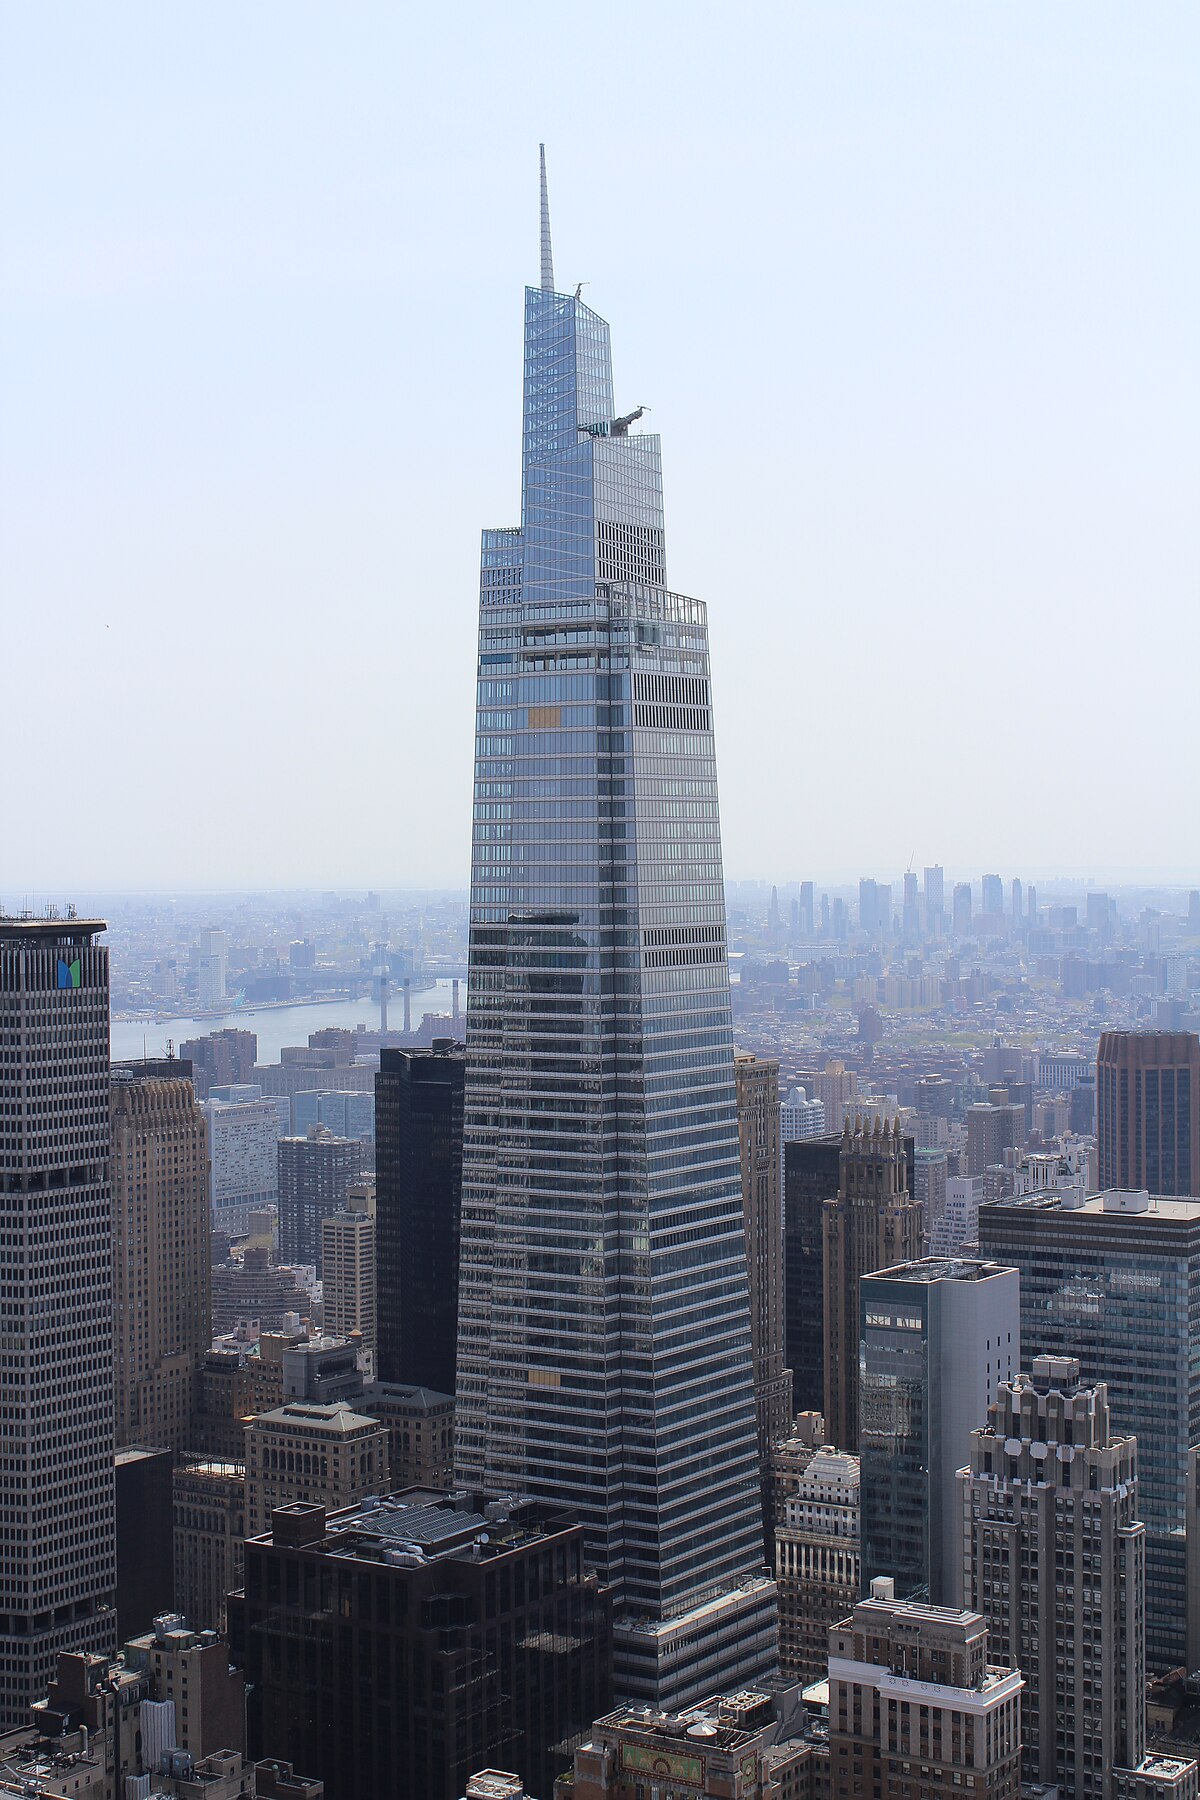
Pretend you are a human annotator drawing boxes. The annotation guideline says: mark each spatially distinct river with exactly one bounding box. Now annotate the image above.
[110,978,463,1064]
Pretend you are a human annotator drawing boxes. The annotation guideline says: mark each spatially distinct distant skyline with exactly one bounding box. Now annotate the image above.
[3,4,1197,889]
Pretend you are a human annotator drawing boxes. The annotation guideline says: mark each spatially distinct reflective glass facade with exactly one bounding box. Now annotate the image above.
[455,267,765,1640]
[979,1193,1200,1673]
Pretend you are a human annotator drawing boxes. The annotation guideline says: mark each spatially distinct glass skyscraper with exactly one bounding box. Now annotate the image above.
[454,150,776,1707]
[979,1188,1200,1674]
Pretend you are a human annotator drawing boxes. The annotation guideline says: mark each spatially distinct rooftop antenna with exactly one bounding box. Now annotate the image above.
[539,143,555,293]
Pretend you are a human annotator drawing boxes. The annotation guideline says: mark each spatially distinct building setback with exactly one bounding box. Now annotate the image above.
[111,1062,210,1453]
[0,917,117,1726]
[230,1491,613,1800]
[374,1043,465,1394]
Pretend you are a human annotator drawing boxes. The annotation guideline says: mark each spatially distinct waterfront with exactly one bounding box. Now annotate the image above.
[110,978,461,1063]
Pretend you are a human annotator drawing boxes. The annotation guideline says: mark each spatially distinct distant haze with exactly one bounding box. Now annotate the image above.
[3,5,1197,890]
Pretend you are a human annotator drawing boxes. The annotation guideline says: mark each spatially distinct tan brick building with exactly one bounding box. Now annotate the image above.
[244,1403,389,1538]
[112,1063,211,1453]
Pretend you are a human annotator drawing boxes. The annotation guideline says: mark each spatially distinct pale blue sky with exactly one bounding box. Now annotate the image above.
[3,4,1197,892]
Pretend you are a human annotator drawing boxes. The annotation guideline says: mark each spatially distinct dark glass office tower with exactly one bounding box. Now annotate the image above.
[454,150,774,1707]
[0,917,116,1725]
[1097,1029,1200,1197]
[375,1043,465,1394]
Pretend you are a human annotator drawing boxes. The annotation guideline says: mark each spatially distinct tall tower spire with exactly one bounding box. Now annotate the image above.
[538,142,555,292]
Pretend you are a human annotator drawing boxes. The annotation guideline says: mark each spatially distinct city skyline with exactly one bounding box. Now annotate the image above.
[4,5,1198,891]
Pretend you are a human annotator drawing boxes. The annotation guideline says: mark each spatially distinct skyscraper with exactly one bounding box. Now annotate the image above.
[961,1355,1148,1799]
[823,1117,922,1452]
[858,1257,1018,1605]
[1096,1030,1200,1198]
[277,1125,362,1266]
[111,1059,211,1453]
[453,151,775,1707]
[923,863,944,937]
[978,1188,1200,1673]
[0,916,117,1725]
[734,1054,791,1534]
[784,1134,842,1416]
[375,1042,465,1394]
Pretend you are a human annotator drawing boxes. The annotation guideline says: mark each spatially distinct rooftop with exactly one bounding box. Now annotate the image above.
[870,1256,1016,1286]
[986,1189,1200,1223]
[257,1487,581,1565]
[0,914,106,942]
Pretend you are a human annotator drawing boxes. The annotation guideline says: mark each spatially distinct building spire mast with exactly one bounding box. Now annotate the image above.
[539,142,555,293]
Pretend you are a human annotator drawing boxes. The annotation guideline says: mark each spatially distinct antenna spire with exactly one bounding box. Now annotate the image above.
[539,143,555,293]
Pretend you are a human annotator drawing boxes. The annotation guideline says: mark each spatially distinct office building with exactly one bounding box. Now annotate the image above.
[914,1145,949,1241]
[204,1097,282,1235]
[191,1342,286,1461]
[924,864,945,936]
[292,1090,375,1145]
[823,1117,923,1452]
[799,880,815,938]
[1097,1031,1200,1198]
[952,882,973,936]
[784,1136,841,1416]
[978,1188,1200,1672]
[734,1054,792,1517]
[961,1355,1150,1800]
[374,1042,465,1394]
[253,1050,376,1116]
[569,1689,828,1799]
[209,1245,313,1336]
[981,874,1004,918]
[0,1623,257,1800]
[173,1458,246,1635]
[780,1085,826,1158]
[197,929,227,1012]
[231,1490,612,1800]
[859,1258,1019,1604]
[776,1445,859,1685]
[359,1380,455,1488]
[452,153,773,1706]
[281,1336,363,1404]
[277,1127,362,1267]
[179,1030,258,1103]
[123,1613,246,1759]
[966,1101,1024,1177]
[0,916,117,1725]
[115,1446,175,1640]
[902,870,920,939]
[244,1401,389,1538]
[111,1062,210,1453]
[827,1585,1023,1800]
[320,1198,375,1355]
[929,1174,982,1258]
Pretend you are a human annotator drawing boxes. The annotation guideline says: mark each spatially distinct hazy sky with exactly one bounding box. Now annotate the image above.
[3,4,1197,896]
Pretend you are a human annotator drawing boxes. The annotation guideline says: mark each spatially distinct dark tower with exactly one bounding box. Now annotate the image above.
[375,1042,465,1393]
[1096,1029,1200,1197]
